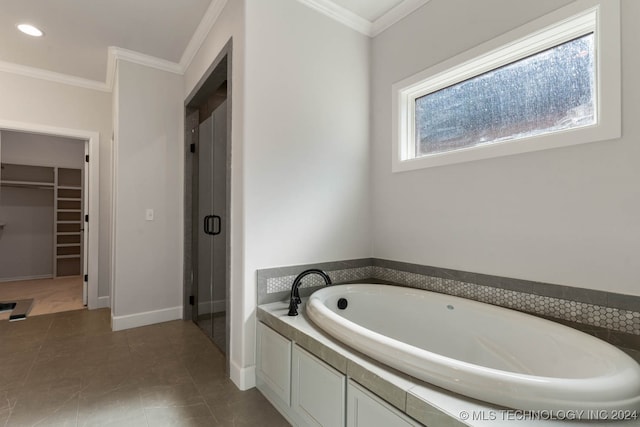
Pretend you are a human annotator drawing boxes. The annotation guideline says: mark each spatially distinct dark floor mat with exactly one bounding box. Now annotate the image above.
[0,302,17,312]
[0,299,33,321]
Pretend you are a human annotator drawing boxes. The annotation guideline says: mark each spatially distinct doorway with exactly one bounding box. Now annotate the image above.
[0,120,100,317]
[0,129,89,318]
[184,42,232,362]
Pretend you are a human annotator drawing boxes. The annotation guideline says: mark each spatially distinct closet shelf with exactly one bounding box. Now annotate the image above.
[56,243,81,248]
[57,185,82,190]
[57,197,81,201]
[57,209,82,212]
[56,254,81,259]
[57,232,82,236]
[56,220,82,224]
[1,180,55,189]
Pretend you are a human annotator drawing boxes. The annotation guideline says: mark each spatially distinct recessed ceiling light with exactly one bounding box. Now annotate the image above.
[17,24,44,37]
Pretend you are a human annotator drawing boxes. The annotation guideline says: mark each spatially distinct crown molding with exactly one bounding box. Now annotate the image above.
[108,47,182,75]
[295,0,431,38]
[0,60,110,92]
[180,0,228,72]
[0,46,184,93]
[372,0,431,37]
[104,46,183,92]
[296,0,373,36]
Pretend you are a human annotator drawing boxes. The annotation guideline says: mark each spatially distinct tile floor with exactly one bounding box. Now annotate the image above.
[0,308,289,426]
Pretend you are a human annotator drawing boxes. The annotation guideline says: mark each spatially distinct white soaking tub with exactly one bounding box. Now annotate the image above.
[306,284,640,415]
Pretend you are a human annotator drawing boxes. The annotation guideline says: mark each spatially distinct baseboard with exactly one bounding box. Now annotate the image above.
[230,359,256,391]
[97,296,110,308]
[111,305,182,331]
[0,274,53,283]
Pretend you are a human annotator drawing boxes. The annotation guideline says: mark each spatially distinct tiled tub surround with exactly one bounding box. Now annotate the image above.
[257,259,640,355]
[258,302,640,426]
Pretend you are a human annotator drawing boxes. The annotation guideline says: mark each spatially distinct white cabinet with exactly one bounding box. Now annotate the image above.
[256,322,292,409]
[347,380,421,427]
[256,322,420,427]
[292,344,345,427]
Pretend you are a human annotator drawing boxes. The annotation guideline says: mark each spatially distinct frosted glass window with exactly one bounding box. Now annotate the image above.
[414,34,595,157]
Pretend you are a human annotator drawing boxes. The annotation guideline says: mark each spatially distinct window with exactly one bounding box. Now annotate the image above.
[392,0,620,172]
[414,34,595,157]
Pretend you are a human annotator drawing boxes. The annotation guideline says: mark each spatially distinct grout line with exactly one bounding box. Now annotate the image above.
[188,367,220,424]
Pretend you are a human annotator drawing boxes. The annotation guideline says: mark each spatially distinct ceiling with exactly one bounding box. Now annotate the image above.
[329,0,406,22]
[0,0,428,85]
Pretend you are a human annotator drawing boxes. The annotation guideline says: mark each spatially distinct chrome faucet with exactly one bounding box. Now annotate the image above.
[287,269,332,316]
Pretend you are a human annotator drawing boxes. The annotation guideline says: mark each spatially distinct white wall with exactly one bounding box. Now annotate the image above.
[0,71,112,298]
[371,0,640,297]
[111,60,184,327]
[243,0,371,381]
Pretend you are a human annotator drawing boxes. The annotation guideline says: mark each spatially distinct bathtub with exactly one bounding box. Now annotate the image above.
[306,284,640,414]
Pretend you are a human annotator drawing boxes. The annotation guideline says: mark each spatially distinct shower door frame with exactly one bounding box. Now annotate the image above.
[183,40,232,369]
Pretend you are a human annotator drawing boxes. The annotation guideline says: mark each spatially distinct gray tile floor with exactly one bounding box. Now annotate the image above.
[0,308,289,426]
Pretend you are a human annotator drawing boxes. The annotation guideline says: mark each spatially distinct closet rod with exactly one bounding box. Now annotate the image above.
[0,182,55,190]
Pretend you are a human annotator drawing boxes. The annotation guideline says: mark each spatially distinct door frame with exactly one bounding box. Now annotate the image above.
[183,40,232,364]
[0,119,100,309]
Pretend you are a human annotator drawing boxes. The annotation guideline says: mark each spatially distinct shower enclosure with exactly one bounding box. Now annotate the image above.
[184,45,231,363]
[195,100,228,352]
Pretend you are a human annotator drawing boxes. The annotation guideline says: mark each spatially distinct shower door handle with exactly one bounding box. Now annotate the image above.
[211,215,221,235]
[204,215,214,235]
[204,215,221,236]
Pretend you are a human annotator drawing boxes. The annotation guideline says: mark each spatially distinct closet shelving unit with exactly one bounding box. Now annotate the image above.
[55,168,83,277]
[0,162,83,278]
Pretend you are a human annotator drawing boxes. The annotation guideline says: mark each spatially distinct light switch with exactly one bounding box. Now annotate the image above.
[146,209,154,221]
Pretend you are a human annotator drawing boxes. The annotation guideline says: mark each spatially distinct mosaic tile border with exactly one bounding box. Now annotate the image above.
[257,258,374,305]
[256,258,640,337]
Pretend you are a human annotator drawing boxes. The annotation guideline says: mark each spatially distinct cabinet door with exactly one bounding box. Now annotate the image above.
[347,380,422,427]
[256,323,292,406]
[292,344,345,427]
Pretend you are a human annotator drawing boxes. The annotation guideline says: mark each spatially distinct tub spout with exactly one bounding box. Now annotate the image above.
[288,269,332,316]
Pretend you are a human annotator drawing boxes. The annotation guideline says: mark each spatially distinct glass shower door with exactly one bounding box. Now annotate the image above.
[196,100,227,353]
[197,113,214,339]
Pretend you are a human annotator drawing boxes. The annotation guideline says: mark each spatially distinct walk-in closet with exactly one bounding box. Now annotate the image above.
[0,130,87,318]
